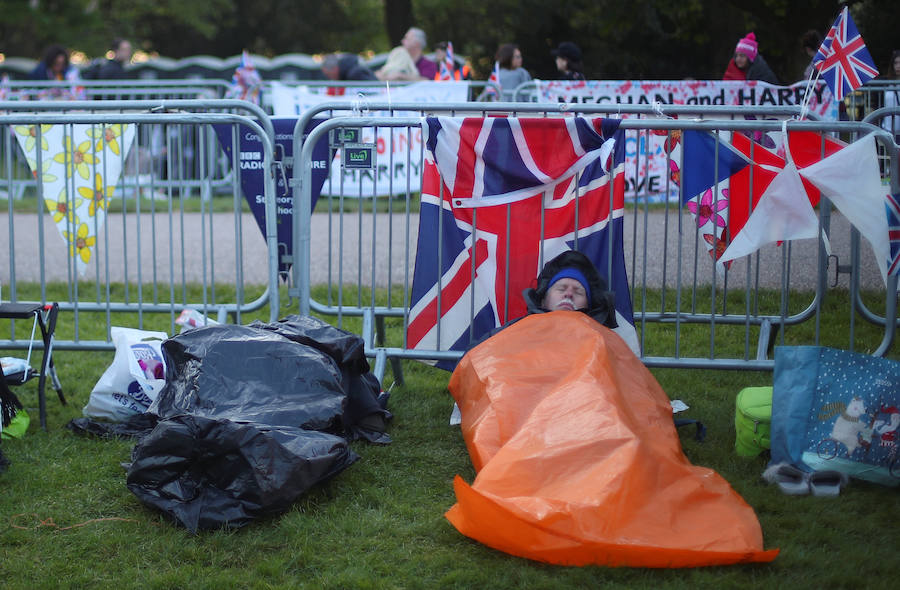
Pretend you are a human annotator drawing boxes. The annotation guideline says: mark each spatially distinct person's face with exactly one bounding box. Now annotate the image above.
[555,56,567,72]
[322,65,339,80]
[512,50,523,68]
[402,29,421,52]
[435,49,446,63]
[542,278,588,311]
[51,54,66,76]
[893,56,900,77]
[116,41,132,63]
[734,52,750,69]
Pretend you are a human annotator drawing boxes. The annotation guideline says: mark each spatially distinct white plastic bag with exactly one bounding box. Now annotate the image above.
[83,327,168,421]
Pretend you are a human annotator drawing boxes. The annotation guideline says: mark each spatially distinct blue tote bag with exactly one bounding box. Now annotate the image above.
[770,346,900,487]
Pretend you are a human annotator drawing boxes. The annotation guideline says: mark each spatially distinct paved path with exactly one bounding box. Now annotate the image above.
[0,210,884,291]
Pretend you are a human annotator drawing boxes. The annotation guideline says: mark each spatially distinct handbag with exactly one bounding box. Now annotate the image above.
[769,346,900,487]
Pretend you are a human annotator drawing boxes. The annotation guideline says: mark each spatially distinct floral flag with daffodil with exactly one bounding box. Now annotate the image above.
[13,123,135,275]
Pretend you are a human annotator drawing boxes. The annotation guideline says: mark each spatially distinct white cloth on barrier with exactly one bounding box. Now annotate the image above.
[797,134,891,284]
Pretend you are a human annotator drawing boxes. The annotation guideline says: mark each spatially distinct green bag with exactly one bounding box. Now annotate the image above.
[735,386,772,457]
[1,408,30,440]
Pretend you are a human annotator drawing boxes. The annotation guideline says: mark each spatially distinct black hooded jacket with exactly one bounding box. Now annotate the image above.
[464,251,618,354]
[337,54,377,81]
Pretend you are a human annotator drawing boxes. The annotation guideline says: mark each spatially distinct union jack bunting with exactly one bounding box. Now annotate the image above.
[886,192,900,276]
[812,6,878,101]
[407,117,635,368]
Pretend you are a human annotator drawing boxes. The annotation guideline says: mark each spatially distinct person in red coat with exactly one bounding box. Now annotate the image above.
[723,32,779,85]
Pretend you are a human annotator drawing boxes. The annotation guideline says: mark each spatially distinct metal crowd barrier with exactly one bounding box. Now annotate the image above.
[0,99,273,203]
[291,108,897,379]
[1,79,231,101]
[844,80,900,125]
[290,102,822,315]
[0,111,279,352]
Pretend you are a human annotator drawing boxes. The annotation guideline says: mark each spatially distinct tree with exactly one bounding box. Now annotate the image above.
[384,0,415,47]
[413,0,897,82]
[2,0,897,82]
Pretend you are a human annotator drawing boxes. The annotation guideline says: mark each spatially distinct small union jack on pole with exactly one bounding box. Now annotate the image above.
[812,6,879,101]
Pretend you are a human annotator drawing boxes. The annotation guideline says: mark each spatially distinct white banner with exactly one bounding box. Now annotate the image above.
[272,81,470,197]
[270,80,471,117]
[535,80,838,202]
[535,80,837,119]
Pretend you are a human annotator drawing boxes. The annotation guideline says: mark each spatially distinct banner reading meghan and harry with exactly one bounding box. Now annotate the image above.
[534,79,838,202]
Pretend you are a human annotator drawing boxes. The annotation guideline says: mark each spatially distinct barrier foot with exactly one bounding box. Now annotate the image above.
[373,349,387,384]
[756,318,781,361]
[389,357,405,387]
[372,315,404,385]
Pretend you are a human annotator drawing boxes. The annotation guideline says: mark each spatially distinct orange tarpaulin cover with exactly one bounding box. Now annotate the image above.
[446,312,778,568]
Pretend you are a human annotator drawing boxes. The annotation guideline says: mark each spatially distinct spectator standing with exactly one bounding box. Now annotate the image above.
[800,30,822,81]
[30,44,76,81]
[92,38,133,80]
[321,53,376,81]
[29,44,83,99]
[376,27,436,81]
[552,42,585,81]
[495,43,531,100]
[882,50,900,141]
[722,32,779,85]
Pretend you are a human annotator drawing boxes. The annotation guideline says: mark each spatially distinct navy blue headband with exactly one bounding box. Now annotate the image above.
[547,268,591,301]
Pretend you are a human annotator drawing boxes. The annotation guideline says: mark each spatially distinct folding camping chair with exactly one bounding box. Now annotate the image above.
[0,302,65,429]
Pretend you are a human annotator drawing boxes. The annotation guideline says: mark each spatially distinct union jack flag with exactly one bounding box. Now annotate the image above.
[886,192,900,276]
[812,6,878,101]
[407,117,635,368]
[438,41,455,81]
[226,50,263,104]
[485,61,501,98]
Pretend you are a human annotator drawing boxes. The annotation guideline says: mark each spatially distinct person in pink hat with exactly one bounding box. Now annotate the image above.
[723,32,779,84]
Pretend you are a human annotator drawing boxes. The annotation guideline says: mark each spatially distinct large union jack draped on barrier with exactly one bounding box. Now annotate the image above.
[407,117,635,368]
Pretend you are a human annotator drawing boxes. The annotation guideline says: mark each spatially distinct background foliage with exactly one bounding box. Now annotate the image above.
[1,0,898,82]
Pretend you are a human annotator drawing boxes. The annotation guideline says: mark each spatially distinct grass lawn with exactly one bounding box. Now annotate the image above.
[0,285,897,589]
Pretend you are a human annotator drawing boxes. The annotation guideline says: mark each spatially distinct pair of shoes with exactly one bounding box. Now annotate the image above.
[762,463,849,496]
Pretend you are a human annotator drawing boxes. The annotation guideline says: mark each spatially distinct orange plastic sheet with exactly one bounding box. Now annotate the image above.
[446,312,779,568]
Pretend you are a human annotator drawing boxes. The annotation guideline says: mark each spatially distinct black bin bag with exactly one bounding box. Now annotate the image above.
[125,315,391,532]
[151,322,347,431]
[127,415,357,532]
